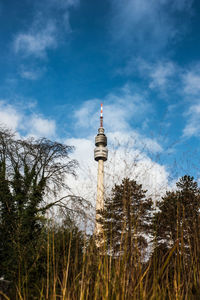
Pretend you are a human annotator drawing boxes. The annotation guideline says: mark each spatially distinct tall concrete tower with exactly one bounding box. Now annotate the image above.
[94,104,108,236]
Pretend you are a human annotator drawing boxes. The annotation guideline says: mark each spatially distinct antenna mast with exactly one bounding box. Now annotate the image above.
[100,103,103,128]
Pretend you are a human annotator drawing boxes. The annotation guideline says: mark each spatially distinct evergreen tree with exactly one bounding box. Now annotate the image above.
[98,178,152,258]
[152,175,200,255]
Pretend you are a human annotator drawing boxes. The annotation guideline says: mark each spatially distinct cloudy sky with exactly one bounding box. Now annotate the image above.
[1,0,200,200]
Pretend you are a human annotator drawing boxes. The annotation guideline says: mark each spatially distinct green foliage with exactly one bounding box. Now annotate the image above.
[153,175,200,252]
[0,161,17,280]
[0,127,77,289]
[98,178,152,257]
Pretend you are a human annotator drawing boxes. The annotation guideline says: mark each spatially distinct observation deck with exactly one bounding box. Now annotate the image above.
[94,127,108,161]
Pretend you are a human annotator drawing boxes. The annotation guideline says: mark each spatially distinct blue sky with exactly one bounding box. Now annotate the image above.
[1,0,200,192]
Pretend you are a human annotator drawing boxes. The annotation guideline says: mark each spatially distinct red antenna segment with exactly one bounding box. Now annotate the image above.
[100,103,103,127]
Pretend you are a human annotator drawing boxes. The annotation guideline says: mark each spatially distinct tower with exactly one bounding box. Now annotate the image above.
[94,104,108,236]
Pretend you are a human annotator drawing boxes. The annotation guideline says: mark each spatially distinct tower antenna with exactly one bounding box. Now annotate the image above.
[100,103,103,127]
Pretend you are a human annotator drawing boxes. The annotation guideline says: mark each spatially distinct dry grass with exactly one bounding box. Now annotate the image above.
[1,227,199,300]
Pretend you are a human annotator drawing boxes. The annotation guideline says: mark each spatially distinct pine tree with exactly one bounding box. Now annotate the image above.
[152,175,200,256]
[98,178,152,258]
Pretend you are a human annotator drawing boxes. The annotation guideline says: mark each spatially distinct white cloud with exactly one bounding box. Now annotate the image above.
[107,131,163,153]
[180,63,200,138]
[14,21,57,58]
[0,101,21,130]
[27,115,56,138]
[148,62,176,89]
[66,137,94,168]
[118,58,177,93]
[182,69,200,96]
[183,104,200,137]
[104,92,148,131]
[137,60,177,90]
[74,85,152,134]
[0,101,56,138]
[74,99,99,130]
[14,0,80,80]
[19,67,44,80]
[65,137,97,199]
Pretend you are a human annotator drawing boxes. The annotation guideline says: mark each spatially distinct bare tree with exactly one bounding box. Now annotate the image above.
[0,126,80,282]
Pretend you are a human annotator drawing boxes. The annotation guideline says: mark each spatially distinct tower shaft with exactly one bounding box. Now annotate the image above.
[95,159,104,235]
[97,159,104,210]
